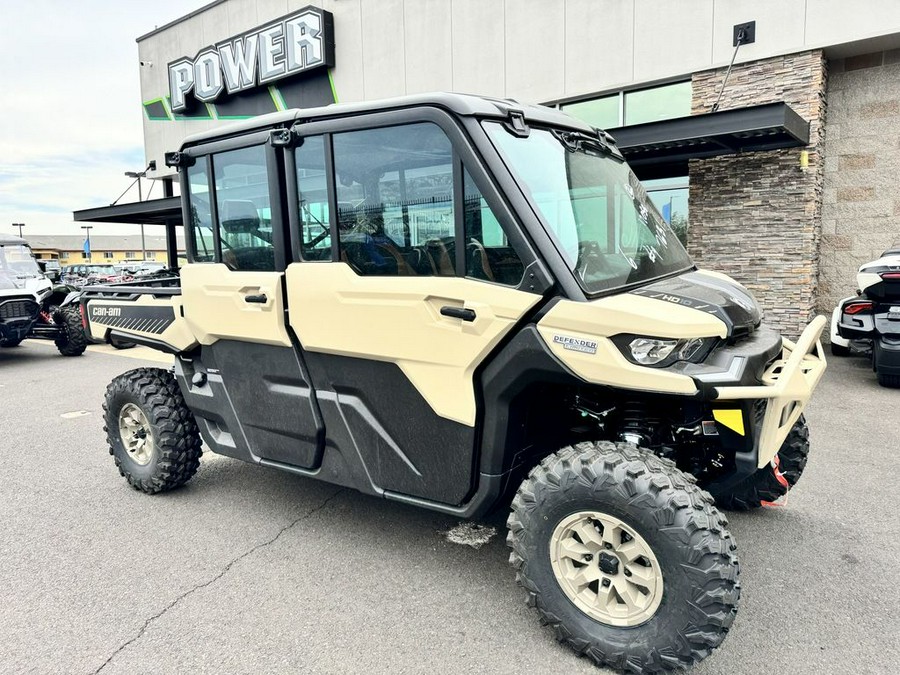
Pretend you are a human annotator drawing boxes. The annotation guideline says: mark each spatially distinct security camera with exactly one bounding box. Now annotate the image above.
[140,60,153,67]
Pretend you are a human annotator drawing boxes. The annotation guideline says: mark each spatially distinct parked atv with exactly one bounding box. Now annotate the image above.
[0,234,86,356]
[83,94,827,673]
[831,247,900,387]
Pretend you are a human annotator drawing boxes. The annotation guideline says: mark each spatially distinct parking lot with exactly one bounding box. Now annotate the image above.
[0,342,898,674]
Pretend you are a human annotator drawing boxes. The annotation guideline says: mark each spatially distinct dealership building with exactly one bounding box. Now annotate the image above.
[74,0,900,337]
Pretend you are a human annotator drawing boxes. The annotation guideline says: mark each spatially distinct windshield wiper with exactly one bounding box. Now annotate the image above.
[552,130,625,162]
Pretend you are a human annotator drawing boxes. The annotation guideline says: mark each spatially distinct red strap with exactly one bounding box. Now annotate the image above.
[761,455,790,507]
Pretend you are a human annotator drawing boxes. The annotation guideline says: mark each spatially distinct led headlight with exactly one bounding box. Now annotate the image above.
[614,335,718,367]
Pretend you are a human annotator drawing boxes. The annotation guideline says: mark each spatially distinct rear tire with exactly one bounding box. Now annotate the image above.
[706,416,809,510]
[876,372,900,388]
[103,367,202,494]
[53,306,87,356]
[507,442,739,674]
[830,342,850,357]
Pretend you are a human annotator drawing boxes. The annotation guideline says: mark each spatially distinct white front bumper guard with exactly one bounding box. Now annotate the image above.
[715,315,828,468]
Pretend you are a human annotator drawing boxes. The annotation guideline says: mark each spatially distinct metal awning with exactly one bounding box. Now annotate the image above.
[73,196,182,226]
[610,102,810,179]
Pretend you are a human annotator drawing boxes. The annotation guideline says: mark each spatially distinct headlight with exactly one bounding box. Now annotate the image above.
[613,335,718,367]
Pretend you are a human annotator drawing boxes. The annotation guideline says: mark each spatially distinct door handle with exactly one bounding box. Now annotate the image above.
[244,293,268,304]
[440,306,476,322]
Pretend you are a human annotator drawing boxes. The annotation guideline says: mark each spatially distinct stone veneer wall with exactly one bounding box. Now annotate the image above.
[819,52,900,319]
[688,50,827,338]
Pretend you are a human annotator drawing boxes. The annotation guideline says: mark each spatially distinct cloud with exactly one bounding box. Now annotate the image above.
[0,0,208,235]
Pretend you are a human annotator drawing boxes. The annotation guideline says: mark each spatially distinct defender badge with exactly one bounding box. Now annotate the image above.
[553,334,598,355]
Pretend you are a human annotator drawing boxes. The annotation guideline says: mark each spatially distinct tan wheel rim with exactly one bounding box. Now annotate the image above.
[118,403,155,466]
[550,511,663,627]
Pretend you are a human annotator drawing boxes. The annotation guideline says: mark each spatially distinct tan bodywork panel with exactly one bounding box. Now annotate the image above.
[180,263,291,347]
[87,295,198,353]
[286,262,540,426]
[536,294,728,395]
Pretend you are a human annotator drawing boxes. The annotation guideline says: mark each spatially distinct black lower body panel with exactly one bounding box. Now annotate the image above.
[303,353,476,506]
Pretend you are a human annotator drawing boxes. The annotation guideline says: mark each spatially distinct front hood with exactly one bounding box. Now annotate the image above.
[0,273,50,298]
[629,270,761,337]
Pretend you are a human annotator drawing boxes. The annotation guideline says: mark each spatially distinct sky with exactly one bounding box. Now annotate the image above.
[0,0,210,238]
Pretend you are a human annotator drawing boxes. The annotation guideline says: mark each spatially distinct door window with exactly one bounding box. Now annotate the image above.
[295,136,331,261]
[463,170,525,286]
[332,123,455,276]
[187,163,215,262]
[212,145,275,271]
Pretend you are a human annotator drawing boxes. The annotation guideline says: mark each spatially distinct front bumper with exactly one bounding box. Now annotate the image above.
[0,296,41,342]
[714,315,827,467]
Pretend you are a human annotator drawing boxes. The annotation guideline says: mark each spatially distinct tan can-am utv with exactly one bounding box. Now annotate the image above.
[83,94,826,673]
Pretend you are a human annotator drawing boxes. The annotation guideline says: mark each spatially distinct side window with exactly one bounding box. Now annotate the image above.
[332,123,454,276]
[463,170,525,286]
[295,136,331,261]
[187,163,215,262]
[213,145,274,271]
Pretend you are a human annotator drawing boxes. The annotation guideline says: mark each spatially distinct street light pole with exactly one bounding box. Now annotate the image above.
[12,222,24,238]
[80,225,93,263]
[125,170,148,261]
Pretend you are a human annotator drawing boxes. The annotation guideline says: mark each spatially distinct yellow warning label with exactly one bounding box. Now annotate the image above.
[713,409,745,436]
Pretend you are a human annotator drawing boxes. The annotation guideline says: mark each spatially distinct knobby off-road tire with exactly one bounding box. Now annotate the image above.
[507,442,740,674]
[103,368,202,494]
[53,306,87,356]
[829,342,850,357]
[876,372,900,387]
[706,415,809,511]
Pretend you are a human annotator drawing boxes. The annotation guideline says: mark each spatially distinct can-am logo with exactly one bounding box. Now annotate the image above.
[168,6,335,113]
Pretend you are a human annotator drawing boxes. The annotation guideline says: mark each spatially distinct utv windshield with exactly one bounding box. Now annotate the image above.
[484,122,693,294]
[0,244,42,278]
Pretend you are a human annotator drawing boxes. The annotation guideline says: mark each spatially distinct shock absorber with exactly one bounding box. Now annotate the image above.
[618,401,658,448]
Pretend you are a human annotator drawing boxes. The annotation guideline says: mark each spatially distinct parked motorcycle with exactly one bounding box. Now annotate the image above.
[831,247,900,387]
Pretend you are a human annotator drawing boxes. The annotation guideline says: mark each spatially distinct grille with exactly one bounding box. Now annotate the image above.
[0,299,40,321]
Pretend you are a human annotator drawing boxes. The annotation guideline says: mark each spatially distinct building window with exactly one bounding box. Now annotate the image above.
[560,95,620,130]
[104,251,114,258]
[81,252,88,259]
[624,81,692,126]
[644,176,689,246]
[145,251,157,260]
[560,81,691,130]
[60,251,69,259]
[125,251,136,258]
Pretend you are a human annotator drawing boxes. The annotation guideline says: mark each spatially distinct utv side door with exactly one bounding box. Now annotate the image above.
[179,137,325,469]
[283,111,548,506]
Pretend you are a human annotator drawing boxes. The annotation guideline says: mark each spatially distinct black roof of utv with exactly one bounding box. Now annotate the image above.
[180,92,599,150]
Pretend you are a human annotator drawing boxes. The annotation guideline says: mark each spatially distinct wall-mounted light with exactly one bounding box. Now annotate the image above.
[799,150,810,171]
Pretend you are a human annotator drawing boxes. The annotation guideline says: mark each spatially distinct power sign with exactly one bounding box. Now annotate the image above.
[167,6,335,113]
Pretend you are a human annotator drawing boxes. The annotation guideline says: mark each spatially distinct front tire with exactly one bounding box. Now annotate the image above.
[507,442,740,674]
[706,416,809,510]
[53,306,87,356]
[103,368,202,494]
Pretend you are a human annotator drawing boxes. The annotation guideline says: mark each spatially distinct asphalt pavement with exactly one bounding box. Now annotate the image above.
[0,341,897,674]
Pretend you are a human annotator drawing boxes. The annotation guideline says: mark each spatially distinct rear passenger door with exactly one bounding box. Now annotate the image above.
[180,137,324,470]
[284,112,547,505]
